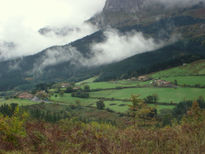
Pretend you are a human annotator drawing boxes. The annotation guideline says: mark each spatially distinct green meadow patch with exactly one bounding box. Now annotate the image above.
[161,76,205,86]
[49,93,97,106]
[0,98,39,106]
[90,87,205,103]
[150,59,205,78]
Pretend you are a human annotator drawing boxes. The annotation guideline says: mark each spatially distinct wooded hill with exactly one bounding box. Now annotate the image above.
[0,15,205,90]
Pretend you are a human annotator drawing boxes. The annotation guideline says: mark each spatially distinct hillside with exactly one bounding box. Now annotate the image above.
[96,37,205,81]
[0,29,205,90]
[90,0,205,28]
[151,59,205,78]
[0,2,205,90]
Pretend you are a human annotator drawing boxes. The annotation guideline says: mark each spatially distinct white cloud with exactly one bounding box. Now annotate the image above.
[33,28,176,72]
[33,46,83,73]
[87,29,165,66]
[0,0,106,61]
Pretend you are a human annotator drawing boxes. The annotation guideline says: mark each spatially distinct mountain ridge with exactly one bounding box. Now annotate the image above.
[0,2,205,90]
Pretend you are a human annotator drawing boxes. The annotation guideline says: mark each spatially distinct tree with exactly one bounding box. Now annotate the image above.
[182,101,205,125]
[174,80,178,86]
[144,94,158,104]
[129,95,157,127]
[96,100,105,110]
[71,90,89,98]
[84,85,90,92]
[65,86,73,93]
[59,90,64,97]
[36,91,49,100]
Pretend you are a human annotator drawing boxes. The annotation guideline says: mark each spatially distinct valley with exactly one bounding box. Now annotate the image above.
[1,59,205,115]
[0,0,205,153]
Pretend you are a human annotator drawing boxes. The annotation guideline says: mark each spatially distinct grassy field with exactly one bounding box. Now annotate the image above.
[76,76,98,85]
[49,60,205,113]
[49,92,178,113]
[50,93,97,106]
[150,59,205,78]
[78,80,150,90]
[0,98,39,106]
[160,76,205,86]
[90,87,205,103]
[103,101,174,113]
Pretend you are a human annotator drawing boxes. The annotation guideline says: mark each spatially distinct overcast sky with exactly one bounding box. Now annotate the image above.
[0,0,106,60]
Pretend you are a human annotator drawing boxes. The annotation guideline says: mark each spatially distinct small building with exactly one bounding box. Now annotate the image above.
[138,76,151,82]
[18,92,34,99]
[73,86,81,91]
[152,80,174,87]
[131,77,137,81]
[60,83,71,88]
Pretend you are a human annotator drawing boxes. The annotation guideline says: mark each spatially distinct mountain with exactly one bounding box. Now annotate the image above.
[0,0,205,90]
[89,0,205,28]
[103,0,144,12]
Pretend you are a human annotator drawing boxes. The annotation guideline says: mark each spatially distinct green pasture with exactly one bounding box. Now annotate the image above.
[76,76,98,85]
[161,76,205,86]
[49,93,97,106]
[49,92,177,113]
[0,98,39,106]
[151,59,205,78]
[90,87,205,103]
[79,80,150,90]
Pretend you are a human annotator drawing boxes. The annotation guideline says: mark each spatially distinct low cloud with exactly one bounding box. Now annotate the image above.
[32,46,83,73]
[33,28,178,73]
[0,0,106,61]
[87,29,165,66]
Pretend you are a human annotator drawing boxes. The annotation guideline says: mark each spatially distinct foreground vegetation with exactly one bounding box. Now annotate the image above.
[0,99,204,153]
[0,59,205,153]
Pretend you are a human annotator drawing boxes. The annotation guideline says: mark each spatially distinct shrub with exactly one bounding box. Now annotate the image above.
[83,85,90,92]
[96,100,105,110]
[71,91,89,98]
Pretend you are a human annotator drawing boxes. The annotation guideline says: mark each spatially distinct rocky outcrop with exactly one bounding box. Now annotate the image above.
[103,0,144,13]
[89,0,205,28]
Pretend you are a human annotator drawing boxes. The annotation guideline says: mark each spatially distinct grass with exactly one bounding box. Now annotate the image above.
[161,76,205,86]
[78,80,150,90]
[49,93,97,106]
[150,59,205,78]
[90,87,205,103]
[0,98,39,106]
[49,93,176,113]
[76,76,99,85]
[104,101,131,113]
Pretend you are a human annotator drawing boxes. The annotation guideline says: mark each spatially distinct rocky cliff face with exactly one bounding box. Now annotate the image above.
[89,0,166,28]
[90,0,205,28]
[103,0,144,13]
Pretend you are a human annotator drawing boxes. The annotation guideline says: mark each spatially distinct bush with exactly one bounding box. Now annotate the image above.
[65,86,73,93]
[96,100,105,110]
[71,90,89,98]
[144,94,158,104]
[110,103,116,106]
[106,108,114,112]
[83,85,90,92]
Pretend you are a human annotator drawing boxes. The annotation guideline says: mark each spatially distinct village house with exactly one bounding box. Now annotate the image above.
[152,79,174,87]
[18,92,34,99]
[60,83,71,88]
[138,76,151,82]
[73,86,81,91]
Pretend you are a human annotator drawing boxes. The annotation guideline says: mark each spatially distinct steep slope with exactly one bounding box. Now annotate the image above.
[97,37,205,81]
[90,0,205,28]
[150,59,205,78]
[1,6,205,90]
